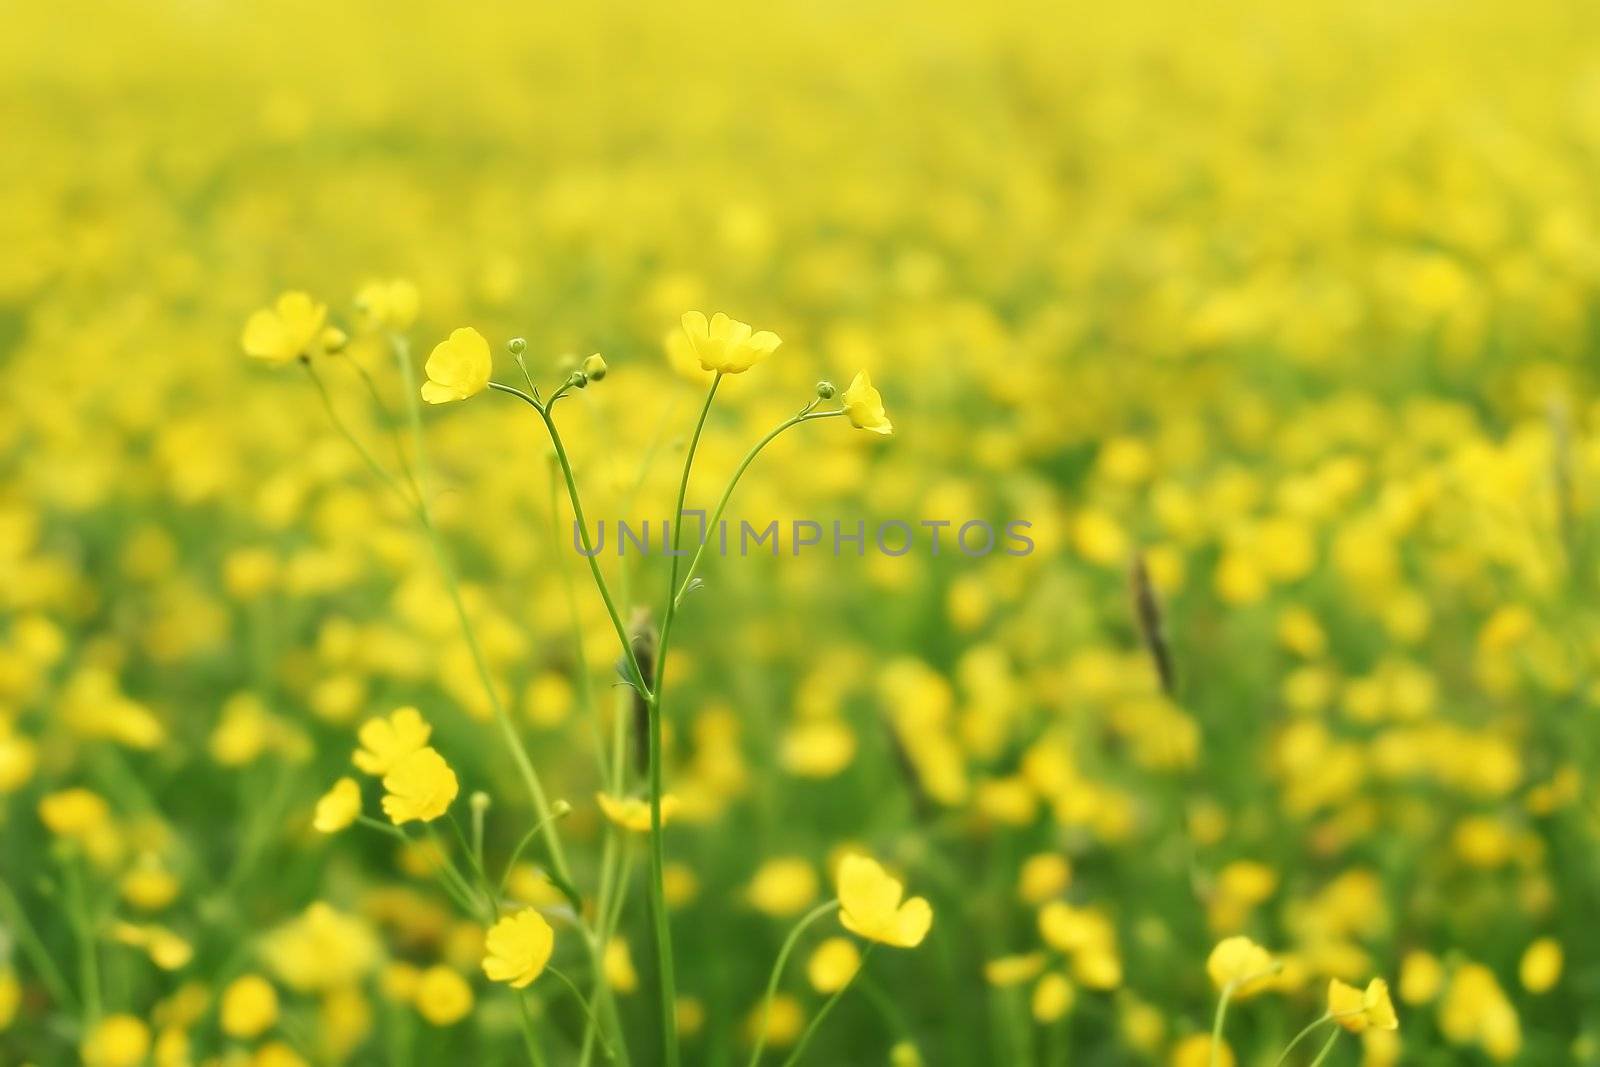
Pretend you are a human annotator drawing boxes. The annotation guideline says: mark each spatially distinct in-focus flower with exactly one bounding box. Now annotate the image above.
[840,371,893,435]
[354,278,420,332]
[807,937,861,993]
[314,777,361,833]
[1206,936,1278,999]
[415,965,474,1026]
[482,909,555,988]
[680,311,780,374]
[1329,977,1399,1033]
[353,707,431,776]
[420,327,492,403]
[836,854,933,948]
[597,791,680,832]
[242,292,328,365]
[81,1014,151,1067]
[221,974,279,1038]
[381,747,459,824]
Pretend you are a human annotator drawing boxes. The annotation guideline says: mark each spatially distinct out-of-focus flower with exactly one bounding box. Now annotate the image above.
[1519,938,1562,994]
[1329,977,1399,1032]
[1206,936,1277,998]
[242,292,327,365]
[597,792,680,832]
[221,974,279,1038]
[81,1014,151,1067]
[354,278,420,332]
[314,777,362,833]
[415,965,474,1025]
[807,937,861,993]
[353,706,432,776]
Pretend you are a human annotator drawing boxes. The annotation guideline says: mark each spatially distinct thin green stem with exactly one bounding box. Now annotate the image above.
[61,852,101,1024]
[1210,984,1233,1067]
[746,900,841,1067]
[1272,1013,1334,1067]
[304,360,416,511]
[672,407,841,608]
[549,966,616,1060]
[647,372,722,1067]
[518,994,550,1067]
[1306,1028,1342,1067]
[779,945,874,1067]
[0,877,77,1012]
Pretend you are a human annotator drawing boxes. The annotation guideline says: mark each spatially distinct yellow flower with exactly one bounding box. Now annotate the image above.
[420,326,492,403]
[1329,977,1399,1033]
[1206,936,1277,999]
[415,965,474,1026]
[1031,973,1075,1023]
[354,278,420,332]
[38,787,110,837]
[747,856,820,918]
[0,727,38,792]
[840,371,893,435]
[81,1014,152,1067]
[1399,950,1443,1004]
[353,706,432,776]
[241,292,328,365]
[1519,938,1562,994]
[605,937,639,993]
[313,777,361,833]
[112,922,194,970]
[745,992,803,1047]
[597,791,680,832]
[120,855,180,911]
[221,974,279,1038]
[482,909,555,989]
[1171,1033,1232,1067]
[1017,853,1072,904]
[836,854,933,948]
[381,746,459,824]
[806,937,861,993]
[679,311,780,374]
[0,966,20,1030]
[985,953,1046,987]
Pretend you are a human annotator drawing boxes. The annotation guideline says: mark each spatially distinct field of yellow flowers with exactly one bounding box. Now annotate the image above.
[5,0,1600,1064]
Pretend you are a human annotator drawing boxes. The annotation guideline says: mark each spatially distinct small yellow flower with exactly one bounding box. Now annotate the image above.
[120,855,180,911]
[81,1014,151,1067]
[38,787,111,837]
[605,937,639,993]
[314,777,361,833]
[1172,1033,1232,1067]
[1206,936,1277,999]
[1017,853,1072,904]
[1031,972,1075,1023]
[747,857,820,918]
[381,747,459,824]
[1328,977,1399,1033]
[597,791,680,832]
[354,278,420,332]
[1519,938,1562,994]
[840,370,893,435]
[745,992,803,1047]
[242,292,328,365]
[112,922,194,971]
[415,965,474,1026]
[806,937,861,993]
[420,326,492,404]
[985,953,1046,987]
[836,854,933,948]
[353,707,432,776]
[221,974,279,1038]
[482,909,555,989]
[680,311,780,374]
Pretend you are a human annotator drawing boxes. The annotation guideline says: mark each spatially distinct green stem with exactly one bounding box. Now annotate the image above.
[779,946,874,1067]
[1272,1013,1333,1067]
[646,372,722,1067]
[672,407,842,608]
[1209,983,1233,1067]
[0,877,77,1012]
[746,900,841,1067]
[304,360,415,510]
[61,853,101,1024]
[549,966,616,1060]
[1305,1028,1342,1067]
[518,994,550,1067]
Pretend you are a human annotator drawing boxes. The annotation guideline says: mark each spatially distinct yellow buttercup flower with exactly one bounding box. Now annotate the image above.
[221,973,279,1038]
[840,371,893,435]
[415,965,474,1026]
[353,706,432,776]
[1206,936,1278,999]
[680,311,780,374]
[1031,972,1075,1023]
[381,747,458,824]
[38,787,111,838]
[1519,938,1562,993]
[314,777,362,833]
[482,909,555,989]
[985,953,1046,987]
[806,937,861,993]
[1328,977,1399,1033]
[420,326,492,404]
[835,853,933,948]
[354,278,420,332]
[81,1014,151,1067]
[747,856,820,918]
[112,922,194,971]
[241,291,328,365]
[0,966,18,1030]
[597,791,680,832]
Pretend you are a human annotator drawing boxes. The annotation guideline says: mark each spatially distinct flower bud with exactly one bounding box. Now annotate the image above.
[507,337,527,356]
[567,370,588,390]
[470,791,491,814]
[320,327,349,354]
[815,380,836,400]
[552,799,573,818]
[581,353,608,381]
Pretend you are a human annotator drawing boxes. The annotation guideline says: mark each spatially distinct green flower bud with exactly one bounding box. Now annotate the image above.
[581,353,608,381]
[507,337,527,355]
[816,380,837,399]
